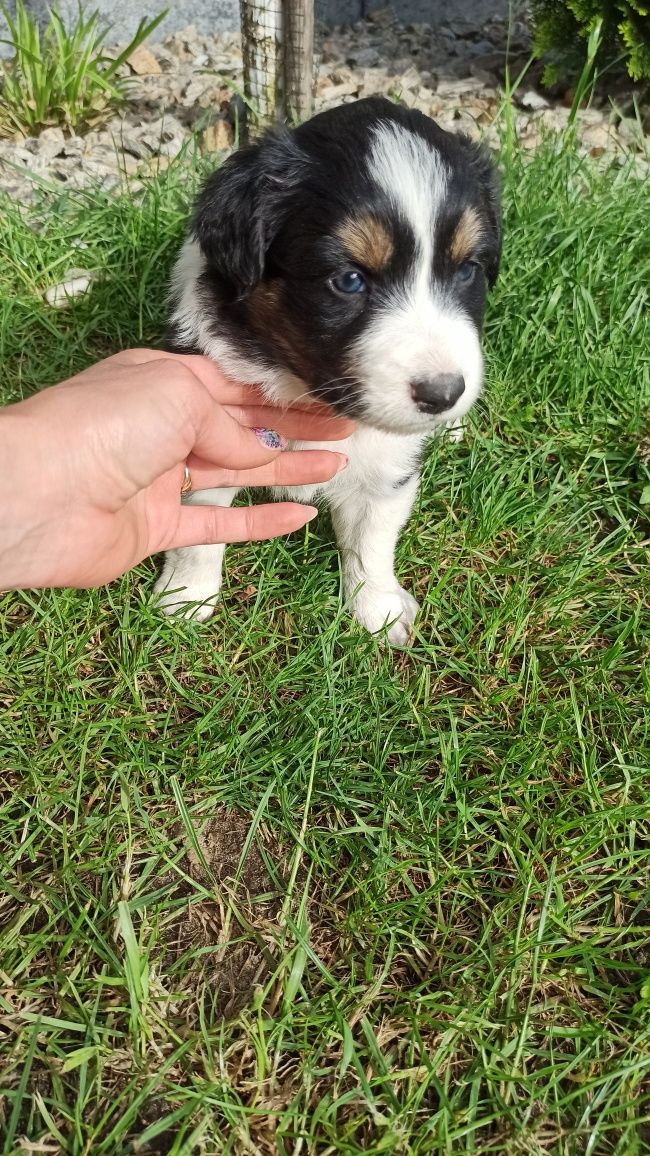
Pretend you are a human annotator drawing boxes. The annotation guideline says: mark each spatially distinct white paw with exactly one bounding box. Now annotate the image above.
[154,563,221,622]
[350,585,419,645]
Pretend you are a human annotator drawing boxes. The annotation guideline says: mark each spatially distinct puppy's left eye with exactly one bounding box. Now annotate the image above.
[330,271,367,295]
[456,260,479,284]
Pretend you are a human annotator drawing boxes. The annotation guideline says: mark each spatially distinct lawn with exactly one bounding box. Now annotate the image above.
[0,132,649,1155]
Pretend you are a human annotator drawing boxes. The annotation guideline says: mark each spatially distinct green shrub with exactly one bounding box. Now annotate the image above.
[532,0,650,83]
[0,0,166,138]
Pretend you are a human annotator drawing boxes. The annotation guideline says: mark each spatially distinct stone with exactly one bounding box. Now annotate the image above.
[358,67,390,96]
[368,7,395,26]
[579,123,617,153]
[202,118,233,152]
[519,89,550,111]
[576,108,605,125]
[540,106,571,132]
[464,39,497,57]
[150,44,176,71]
[436,77,482,98]
[398,65,421,91]
[316,79,360,102]
[347,47,381,68]
[617,117,643,148]
[139,114,188,156]
[61,135,84,157]
[28,126,66,160]
[45,269,97,308]
[117,132,152,159]
[468,66,498,87]
[127,45,162,76]
[183,75,223,109]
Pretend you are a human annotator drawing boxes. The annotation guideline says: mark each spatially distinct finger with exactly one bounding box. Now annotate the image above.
[223,404,356,442]
[115,349,355,421]
[187,402,301,471]
[169,502,318,549]
[187,449,348,490]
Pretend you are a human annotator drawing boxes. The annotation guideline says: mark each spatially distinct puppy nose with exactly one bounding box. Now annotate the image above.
[410,373,465,414]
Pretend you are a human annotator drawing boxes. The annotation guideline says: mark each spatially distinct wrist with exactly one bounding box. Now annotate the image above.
[0,403,51,589]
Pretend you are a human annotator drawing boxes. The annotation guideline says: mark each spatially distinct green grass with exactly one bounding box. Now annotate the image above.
[0,136,649,1155]
[0,0,166,138]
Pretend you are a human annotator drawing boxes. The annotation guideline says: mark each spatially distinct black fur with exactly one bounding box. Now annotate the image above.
[168,97,501,422]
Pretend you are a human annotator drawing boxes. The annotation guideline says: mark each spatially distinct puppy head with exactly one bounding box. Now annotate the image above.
[193,97,501,434]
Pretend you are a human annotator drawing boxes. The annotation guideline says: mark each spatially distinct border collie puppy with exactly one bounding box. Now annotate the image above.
[156,96,501,644]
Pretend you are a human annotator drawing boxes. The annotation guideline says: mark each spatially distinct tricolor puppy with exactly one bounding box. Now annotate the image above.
[156,96,501,644]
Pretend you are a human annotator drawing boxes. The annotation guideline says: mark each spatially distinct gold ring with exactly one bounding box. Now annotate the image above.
[180,466,192,496]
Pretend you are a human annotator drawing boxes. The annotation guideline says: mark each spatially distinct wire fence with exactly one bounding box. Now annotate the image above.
[239,0,319,138]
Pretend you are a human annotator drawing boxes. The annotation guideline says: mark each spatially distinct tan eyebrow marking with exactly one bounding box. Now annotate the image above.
[335,214,394,273]
[450,207,484,263]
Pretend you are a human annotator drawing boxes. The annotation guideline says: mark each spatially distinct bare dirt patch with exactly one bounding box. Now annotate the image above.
[160,809,286,1019]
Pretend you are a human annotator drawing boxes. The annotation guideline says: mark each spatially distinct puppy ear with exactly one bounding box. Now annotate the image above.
[473,146,502,287]
[192,129,306,298]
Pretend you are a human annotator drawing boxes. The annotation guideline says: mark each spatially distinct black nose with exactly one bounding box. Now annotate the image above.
[410,373,465,414]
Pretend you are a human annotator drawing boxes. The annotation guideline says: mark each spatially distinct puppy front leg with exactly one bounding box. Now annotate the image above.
[330,476,420,645]
[154,487,239,622]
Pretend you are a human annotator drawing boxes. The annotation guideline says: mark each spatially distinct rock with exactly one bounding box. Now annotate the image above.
[368,6,395,26]
[358,67,391,96]
[61,135,84,157]
[45,269,97,308]
[397,65,421,91]
[436,77,483,98]
[537,107,571,136]
[617,117,643,148]
[576,108,605,125]
[464,39,497,57]
[316,79,360,102]
[117,132,152,159]
[183,75,223,109]
[202,119,233,153]
[150,44,176,71]
[127,45,162,76]
[347,47,381,68]
[579,123,617,152]
[26,126,66,160]
[468,66,498,87]
[520,89,550,111]
[139,114,188,156]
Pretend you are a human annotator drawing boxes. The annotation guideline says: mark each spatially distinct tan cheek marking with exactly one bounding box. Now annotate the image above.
[335,215,394,272]
[246,282,312,381]
[450,208,484,263]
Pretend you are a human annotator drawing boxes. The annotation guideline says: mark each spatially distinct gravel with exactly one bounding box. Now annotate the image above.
[1,8,648,205]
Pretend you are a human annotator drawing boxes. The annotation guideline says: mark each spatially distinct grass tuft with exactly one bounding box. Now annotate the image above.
[0,1,166,139]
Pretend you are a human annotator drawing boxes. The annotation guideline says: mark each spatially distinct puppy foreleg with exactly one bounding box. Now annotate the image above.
[330,477,420,645]
[154,487,239,621]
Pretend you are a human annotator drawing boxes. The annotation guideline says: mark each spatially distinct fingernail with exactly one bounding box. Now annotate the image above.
[303,506,318,522]
[252,427,287,450]
[335,454,349,473]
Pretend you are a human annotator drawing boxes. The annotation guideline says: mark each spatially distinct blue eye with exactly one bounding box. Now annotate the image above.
[330,270,367,295]
[456,260,479,283]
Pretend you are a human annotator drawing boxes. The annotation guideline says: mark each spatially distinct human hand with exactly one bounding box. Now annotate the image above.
[0,349,356,590]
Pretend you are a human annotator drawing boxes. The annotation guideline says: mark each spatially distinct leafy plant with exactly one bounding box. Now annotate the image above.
[0,0,167,138]
[531,0,650,83]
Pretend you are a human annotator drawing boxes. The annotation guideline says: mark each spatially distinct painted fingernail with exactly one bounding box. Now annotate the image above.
[252,427,287,450]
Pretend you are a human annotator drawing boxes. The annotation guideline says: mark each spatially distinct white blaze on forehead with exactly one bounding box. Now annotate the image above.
[349,121,483,434]
[368,120,448,266]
